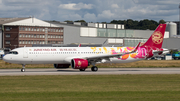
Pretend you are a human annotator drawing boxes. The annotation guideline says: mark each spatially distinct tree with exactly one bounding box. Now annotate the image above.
[64,20,73,22]
[159,19,166,24]
[74,20,86,22]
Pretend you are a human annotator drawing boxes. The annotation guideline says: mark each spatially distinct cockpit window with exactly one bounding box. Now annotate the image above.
[9,51,18,55]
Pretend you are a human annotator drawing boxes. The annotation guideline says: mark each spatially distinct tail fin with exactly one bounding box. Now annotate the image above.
[141,24,166,49]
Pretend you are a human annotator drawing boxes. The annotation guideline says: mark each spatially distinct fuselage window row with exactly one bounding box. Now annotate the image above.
[28,51,105,54]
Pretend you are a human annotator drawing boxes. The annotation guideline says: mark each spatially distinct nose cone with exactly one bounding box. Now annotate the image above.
[3,55,9,62]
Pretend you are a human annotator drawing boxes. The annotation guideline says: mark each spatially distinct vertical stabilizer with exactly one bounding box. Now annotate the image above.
[141,24,166,49]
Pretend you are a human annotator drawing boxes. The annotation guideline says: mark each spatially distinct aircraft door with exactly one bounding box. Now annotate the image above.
[23,48,28,58]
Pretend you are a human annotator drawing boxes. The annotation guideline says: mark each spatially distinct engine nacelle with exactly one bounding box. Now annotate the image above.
[54,64,70,69]
[71,58,88,69]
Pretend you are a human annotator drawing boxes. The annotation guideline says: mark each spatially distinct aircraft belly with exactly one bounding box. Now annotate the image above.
[24,55,67,64]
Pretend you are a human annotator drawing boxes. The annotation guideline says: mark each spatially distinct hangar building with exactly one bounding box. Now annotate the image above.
[0,17,179,52]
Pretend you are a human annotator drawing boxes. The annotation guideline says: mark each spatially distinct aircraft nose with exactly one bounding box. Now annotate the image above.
[3,55,8,62]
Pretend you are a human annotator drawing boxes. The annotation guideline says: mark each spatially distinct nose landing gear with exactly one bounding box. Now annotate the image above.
[21,64,25,72]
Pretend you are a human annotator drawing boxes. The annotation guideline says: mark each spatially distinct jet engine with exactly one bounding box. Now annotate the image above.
[71,58,88,69]
[54,64,70,69]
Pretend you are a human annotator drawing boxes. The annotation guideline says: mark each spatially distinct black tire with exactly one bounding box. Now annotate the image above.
[21,68,25,72]
[79,69,85,71]
[91,66,98,72]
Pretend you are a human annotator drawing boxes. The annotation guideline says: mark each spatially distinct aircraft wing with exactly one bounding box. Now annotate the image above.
[83,42,141,61]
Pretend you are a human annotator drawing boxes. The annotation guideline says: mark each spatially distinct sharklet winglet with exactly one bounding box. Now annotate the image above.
[131,42,141,53]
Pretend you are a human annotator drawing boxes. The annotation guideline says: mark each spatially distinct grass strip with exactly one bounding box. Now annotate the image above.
[0,75,180,101]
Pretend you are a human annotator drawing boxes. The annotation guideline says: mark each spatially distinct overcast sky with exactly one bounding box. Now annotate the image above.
[0,0,179,22]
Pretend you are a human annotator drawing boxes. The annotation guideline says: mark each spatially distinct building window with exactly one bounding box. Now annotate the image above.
[31,41,33,44]
[25,28,27,31]
[19,34,22,37]
[37,28,39,31]
[34,28,36,31]
[6,41,10,44]
[34,34,36,38]
[28,41,31,44]
[37,35,39,38]
[6,34,10,38]
[48,35,50,38]
[31,28,33,31]
[6,27,10,31]
[61,29,63,32]
[19,41,22,44]
[29,28,31,31]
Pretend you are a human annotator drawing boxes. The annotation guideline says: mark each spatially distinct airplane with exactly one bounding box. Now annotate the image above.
[3,24,167,72]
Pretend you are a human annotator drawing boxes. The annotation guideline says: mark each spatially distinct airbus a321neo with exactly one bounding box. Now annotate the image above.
[3,24,167,72]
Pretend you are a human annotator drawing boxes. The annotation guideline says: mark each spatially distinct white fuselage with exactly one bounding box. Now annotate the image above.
[3,47,146,65]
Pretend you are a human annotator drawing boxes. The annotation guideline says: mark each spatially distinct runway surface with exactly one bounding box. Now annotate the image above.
[1,68,180,76]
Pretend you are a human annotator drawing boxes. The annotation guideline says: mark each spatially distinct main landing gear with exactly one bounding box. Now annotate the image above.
[21,64,25,72]
[79,66,98,72]
[91,66,98,72]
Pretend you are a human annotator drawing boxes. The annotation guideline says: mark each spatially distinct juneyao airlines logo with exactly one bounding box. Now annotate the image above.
[78,61,81,66]
[152,31,163,44]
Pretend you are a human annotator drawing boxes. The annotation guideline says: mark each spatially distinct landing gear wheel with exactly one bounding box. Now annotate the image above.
[79,69,86,71]
[21,64,26,72]
[21,68,25,72]
[91,66,98,72]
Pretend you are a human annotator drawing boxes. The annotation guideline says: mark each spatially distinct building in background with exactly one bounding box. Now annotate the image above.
[1,17,180,52]
[174,21,180,35]
[0,17,63,50]
[47,21,164,47]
